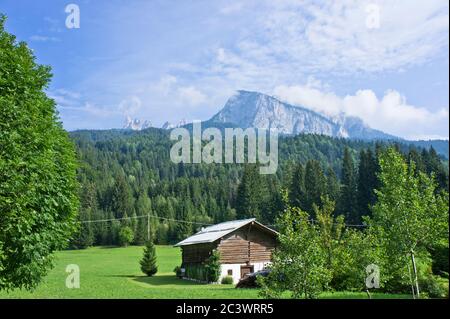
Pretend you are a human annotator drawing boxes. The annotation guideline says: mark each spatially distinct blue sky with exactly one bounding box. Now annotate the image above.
[0,0,448,139]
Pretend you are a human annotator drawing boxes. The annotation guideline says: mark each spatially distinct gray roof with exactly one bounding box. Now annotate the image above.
[174,218,278,247]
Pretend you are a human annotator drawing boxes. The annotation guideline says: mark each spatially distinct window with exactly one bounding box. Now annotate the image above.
[227,269,233,276]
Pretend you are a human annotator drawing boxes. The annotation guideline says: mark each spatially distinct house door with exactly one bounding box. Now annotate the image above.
[240,265,254,279]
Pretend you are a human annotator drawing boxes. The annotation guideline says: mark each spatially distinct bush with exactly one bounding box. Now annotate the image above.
[420,274,448,298]
[205,250,221,283]
[140,241,158,276]
[119,226,134,247]
[221,276,233,284]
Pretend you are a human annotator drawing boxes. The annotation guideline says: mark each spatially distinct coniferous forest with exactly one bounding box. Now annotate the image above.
[70,128,449,248]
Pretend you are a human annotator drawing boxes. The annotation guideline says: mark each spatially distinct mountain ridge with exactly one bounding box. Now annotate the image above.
[209,90,397,140]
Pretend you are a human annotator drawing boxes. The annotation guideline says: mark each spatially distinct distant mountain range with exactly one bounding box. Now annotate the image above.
[209,90,397,140]
[120,90,448,158]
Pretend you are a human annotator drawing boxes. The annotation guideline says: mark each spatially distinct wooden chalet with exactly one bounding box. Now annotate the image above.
[174,218,278,284]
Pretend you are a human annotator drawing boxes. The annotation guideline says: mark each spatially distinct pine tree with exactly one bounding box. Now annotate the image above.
[140,240,158,276]
[304,160,327,214]
[289,164,306,209]
[357,149,377,218]
[340,148,358,223]
[111,174,134,218]
[236,164,268,220]
[174,199,193,242]
[325,167,340,204]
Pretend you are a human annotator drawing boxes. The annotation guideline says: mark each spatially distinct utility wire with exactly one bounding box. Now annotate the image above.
[80,213,213,226]
[80,213,368,228]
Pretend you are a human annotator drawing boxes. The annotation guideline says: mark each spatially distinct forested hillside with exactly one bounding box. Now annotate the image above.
[70,128,449,247]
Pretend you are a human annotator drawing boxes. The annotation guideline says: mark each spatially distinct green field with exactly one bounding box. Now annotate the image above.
[0,246,410,299]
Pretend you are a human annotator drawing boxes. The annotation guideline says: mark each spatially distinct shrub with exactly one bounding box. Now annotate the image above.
[221,276,233,284]
[205,250,221,283]
[140,241,158,276]
[420,274,448,298]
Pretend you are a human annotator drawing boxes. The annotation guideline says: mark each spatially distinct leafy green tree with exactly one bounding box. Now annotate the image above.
[140,240,158,276]
[370,147,449,298]
[0,16,79,290]
[118,226,134,247]
[259,191,331,299]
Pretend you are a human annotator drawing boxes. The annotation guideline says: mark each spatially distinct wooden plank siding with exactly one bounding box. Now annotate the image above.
[181,243,216,264]
[217,223,277,264]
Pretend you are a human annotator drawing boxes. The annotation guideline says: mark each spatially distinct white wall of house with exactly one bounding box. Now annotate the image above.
[219,261,271,284]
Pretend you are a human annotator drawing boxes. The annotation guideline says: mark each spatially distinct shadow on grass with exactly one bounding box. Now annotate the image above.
[132,275,205,287]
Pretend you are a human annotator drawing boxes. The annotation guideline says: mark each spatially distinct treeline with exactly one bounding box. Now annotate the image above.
[69,128,449,248]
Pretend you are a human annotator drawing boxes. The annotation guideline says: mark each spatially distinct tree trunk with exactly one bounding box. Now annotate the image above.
[410,250,420,298]
[407,262,416,299]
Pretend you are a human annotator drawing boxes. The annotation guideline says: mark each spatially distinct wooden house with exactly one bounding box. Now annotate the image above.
[174,218,278,284]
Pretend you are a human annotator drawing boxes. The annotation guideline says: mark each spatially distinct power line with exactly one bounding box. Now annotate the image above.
[80,213,213,226]
[80,214,367,229]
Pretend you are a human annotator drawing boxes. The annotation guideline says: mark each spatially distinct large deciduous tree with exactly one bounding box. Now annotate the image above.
[0,16,79,290]
[370,147,448,298]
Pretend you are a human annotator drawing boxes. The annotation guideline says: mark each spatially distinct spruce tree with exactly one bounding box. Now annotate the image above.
[357,149,377,218]
[340,148,358,223]
[140,240,158,276]
[289,164,306,209]
[325,167,340,204]
[304,160,327,214]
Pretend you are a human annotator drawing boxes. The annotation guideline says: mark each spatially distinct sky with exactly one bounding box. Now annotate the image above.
[0,0,449,140]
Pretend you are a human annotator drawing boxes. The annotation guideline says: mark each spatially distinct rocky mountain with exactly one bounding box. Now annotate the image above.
[161,119,187,130]
[123,116,152,131]
[209,90,397,140]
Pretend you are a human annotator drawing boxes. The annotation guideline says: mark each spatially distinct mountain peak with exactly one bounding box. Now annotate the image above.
[210,90,396,140]
[123,116,152,131]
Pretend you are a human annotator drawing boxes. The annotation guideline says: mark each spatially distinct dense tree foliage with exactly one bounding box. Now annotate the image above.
[70,126,448,247]
[0,16,79,290]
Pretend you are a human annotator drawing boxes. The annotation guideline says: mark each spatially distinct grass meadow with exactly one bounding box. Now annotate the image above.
[0,246,410,299]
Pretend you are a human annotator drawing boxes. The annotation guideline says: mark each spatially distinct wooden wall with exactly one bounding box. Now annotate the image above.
[181,243,216,265]
[217,223,277,264]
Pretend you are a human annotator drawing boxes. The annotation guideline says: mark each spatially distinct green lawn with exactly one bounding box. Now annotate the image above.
[0,246,410,299]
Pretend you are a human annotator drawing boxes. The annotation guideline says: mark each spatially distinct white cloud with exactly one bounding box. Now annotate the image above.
[30,35,60,42]
[220,2,244,15]
[236,0,450,74]
[273,84,449,140]
[177,86,207,106]
[118,96,142,116]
